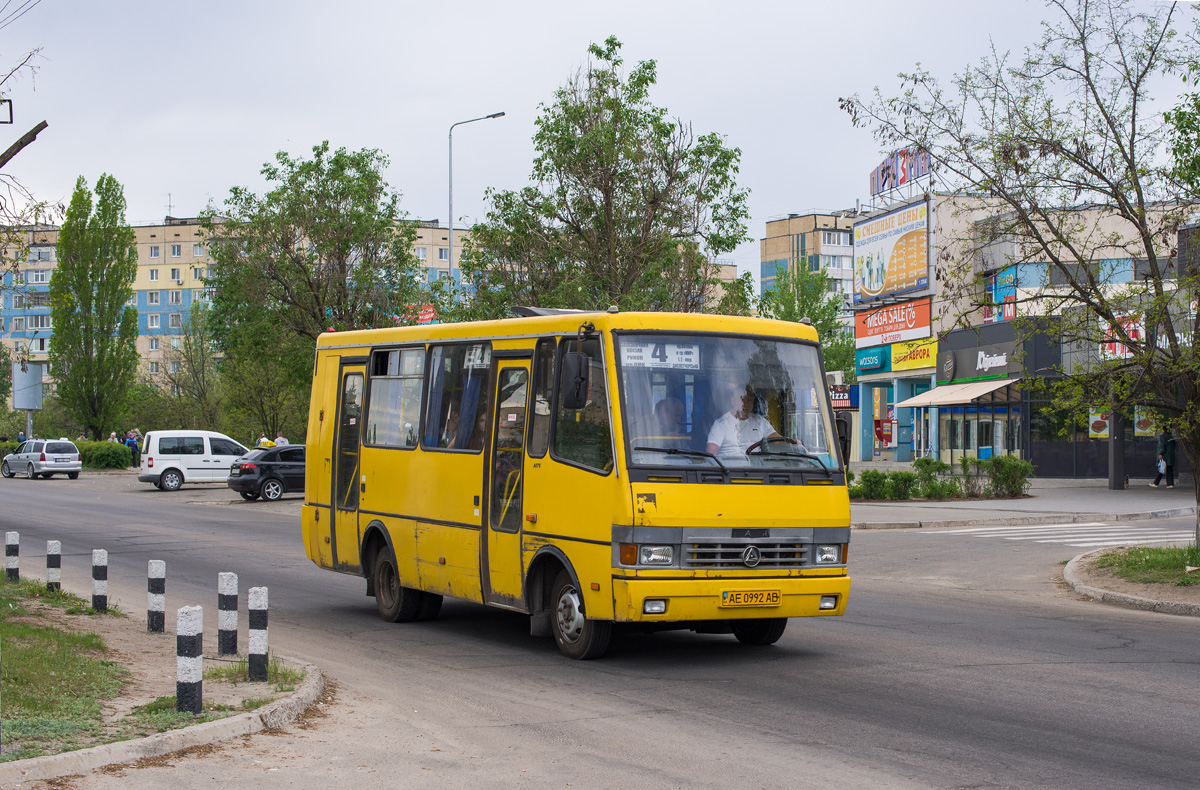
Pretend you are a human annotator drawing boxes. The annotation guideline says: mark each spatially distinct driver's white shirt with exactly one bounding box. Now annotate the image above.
[707,411,776,458]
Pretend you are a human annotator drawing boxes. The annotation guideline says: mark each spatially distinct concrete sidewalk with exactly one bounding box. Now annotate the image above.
[851,476,1196,529]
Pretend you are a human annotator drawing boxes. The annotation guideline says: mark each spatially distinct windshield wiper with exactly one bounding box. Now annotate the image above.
[633,446,728,476]
[752,448,834,477]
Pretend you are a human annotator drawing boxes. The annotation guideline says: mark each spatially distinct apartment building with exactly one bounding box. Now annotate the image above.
[759,211,857,300]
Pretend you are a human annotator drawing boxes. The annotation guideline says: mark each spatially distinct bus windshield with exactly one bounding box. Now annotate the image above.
[617,333,840,472]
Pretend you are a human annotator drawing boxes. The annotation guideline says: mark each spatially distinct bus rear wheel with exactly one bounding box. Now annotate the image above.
[374,551,422,623]
[731,618,788,646]
[551,569,612,660]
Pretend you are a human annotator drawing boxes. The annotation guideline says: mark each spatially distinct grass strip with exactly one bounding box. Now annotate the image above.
[1092,545,1200,587]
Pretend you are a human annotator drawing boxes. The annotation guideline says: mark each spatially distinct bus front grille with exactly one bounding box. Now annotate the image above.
[683,542,809,568]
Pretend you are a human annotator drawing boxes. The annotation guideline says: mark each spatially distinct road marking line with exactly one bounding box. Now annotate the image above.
[924,522,1106,534]
[1034,534,1193,546]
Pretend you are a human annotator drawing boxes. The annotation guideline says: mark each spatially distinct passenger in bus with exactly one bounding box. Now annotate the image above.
[654,397,688,448]
[440,406,460,448]
[705,383,800,458]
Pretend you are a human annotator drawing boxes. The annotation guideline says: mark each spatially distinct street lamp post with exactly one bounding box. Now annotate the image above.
[448,112,505,294]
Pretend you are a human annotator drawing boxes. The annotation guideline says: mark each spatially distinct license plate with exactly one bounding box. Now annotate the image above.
[230,467,240,476]
[721,589,781,607]
[55,457,70,463]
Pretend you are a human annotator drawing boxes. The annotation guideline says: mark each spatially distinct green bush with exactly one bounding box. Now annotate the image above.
[958,456,986,498]
[79,441,132,469]
[886,470,919,500]
[858,469,889,500]
[981,455,1034,498]
[923,477,960,500]
[0,441,17,458]
[846,471,855,486]
[847,484,863,499]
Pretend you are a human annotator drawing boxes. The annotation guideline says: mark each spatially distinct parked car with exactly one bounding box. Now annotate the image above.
[1,438,82,479]
[138,430,249,491]
[227,445,305,501]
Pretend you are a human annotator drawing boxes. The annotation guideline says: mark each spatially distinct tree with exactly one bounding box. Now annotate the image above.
[49,175,139,440]
[454,36,750,319]
[758,263,856,382]
[200,142,428,341]
[147,302,223,429]
[841,0,1200,538]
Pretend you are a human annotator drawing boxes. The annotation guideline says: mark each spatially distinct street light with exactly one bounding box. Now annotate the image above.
[448,112,505,295]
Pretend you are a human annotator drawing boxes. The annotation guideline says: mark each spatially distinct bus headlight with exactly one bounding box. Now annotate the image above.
[639,546,674,565]
[814,545,841,564]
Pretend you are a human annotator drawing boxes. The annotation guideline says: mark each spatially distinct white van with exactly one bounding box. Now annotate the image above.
[138,430,250,491]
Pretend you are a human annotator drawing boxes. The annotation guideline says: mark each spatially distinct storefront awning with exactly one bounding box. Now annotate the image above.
[895,378,1019,409]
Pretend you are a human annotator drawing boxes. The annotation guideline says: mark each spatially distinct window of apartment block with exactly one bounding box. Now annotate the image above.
[148,361,159,375]
[27,293,48,307]
[11,317,24,331]
[192,267,203,279]
[438,247,449,261]
[206,266,215,278]
[415,247,427,260]
[169,290,182,305]
[29,247,53,262]
[29,315,51,329]
[148,314,161,329]
[171,361,181,374]
[148,292,160,305]
[12,295,23,308]
[31,337,46,352]
[13,272,24,285]
[149,245,160,258]
[193,243,204,257]
[170,337,181,349]
[171,384,181,397]
[821,230,851,246]
[149,337,159,351]
[169,313,182,328]
[170,244,181,257]
[29,270,48,284]
[170,268,181,281]
[13,340,23,352]
[149,269,159,281]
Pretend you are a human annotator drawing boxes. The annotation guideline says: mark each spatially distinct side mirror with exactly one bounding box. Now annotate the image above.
[559,351,590,410]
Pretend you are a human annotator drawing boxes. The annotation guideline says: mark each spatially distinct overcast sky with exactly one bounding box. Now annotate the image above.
[2,1,1187,280]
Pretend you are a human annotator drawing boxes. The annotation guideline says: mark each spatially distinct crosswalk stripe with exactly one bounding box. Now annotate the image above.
[923,522,1105,534]
[1049,536,1193,547]
[999,527,1175,540]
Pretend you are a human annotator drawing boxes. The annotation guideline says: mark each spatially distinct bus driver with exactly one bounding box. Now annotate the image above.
[705,383,800,458]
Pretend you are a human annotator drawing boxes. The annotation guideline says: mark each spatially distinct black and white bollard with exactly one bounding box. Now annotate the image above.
[176,605,203,714]
[217,572,238,656]
[91,549,108,612]
[248,587,268,682]
[46,540,61,592]
[5,531,18,582]
[148,560,166,633]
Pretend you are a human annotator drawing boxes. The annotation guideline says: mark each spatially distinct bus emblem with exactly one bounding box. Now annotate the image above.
[742,546,761,567]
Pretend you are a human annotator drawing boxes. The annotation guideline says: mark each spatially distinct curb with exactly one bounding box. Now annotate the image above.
[1063,551,1200,618]
[0,655,324,786]
[852,505,1197,531]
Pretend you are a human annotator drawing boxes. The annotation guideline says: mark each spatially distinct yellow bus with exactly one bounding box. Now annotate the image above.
[302,309,850,659]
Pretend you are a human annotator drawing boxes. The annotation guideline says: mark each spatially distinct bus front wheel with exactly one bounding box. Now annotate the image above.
[374,551,422,623]
[551,569,612,660]
[731,618,788,646]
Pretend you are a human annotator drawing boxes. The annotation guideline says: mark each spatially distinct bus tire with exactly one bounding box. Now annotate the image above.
[551,569,612,660]
[374,550,422,623]
[416,593,443,621]
[731,618,788,646]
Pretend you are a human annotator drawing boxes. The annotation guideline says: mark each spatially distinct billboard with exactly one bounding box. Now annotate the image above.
[984,265,1017,324]
[890,338,938,371]
[869,148,931,196]
[11,362,43,410]
[855,297,932,349]
[853,201,929,304]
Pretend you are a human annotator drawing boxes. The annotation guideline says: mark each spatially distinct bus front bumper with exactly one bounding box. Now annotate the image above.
[611,575,850,623]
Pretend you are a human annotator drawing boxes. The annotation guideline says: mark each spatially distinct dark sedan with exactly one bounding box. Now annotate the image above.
[227,445,305,501]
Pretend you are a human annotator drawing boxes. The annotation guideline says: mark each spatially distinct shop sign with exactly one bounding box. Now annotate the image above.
[852,202,929,303]
[855,297,932,348]
[1134,407,1155,438]
[829,384,852,409]
[937,341,1018,382]
[984,265,1018,324]
[1088,410,1110,440]
[1099,315,1144,359]
[869,148,931,197]
[856,346,889,373]
[891,338,938,371]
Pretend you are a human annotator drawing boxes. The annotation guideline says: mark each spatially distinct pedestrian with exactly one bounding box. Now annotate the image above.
[125,432,140,467]
[108,431,119,442]
[274,431,289,445]
[17,431,25,443]
[1150,428,1176,489]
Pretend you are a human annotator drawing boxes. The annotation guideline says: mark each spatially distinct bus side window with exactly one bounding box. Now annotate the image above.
[423,343,492,452]
[552,337,612,473]
[528,338,556,458]
[366,348,425,448]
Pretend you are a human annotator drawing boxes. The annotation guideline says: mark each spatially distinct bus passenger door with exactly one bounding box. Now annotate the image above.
[483,361,530,607]
[332,365,365,573]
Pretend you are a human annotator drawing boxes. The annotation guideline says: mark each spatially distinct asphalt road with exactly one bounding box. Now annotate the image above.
[3,473,1200,788]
